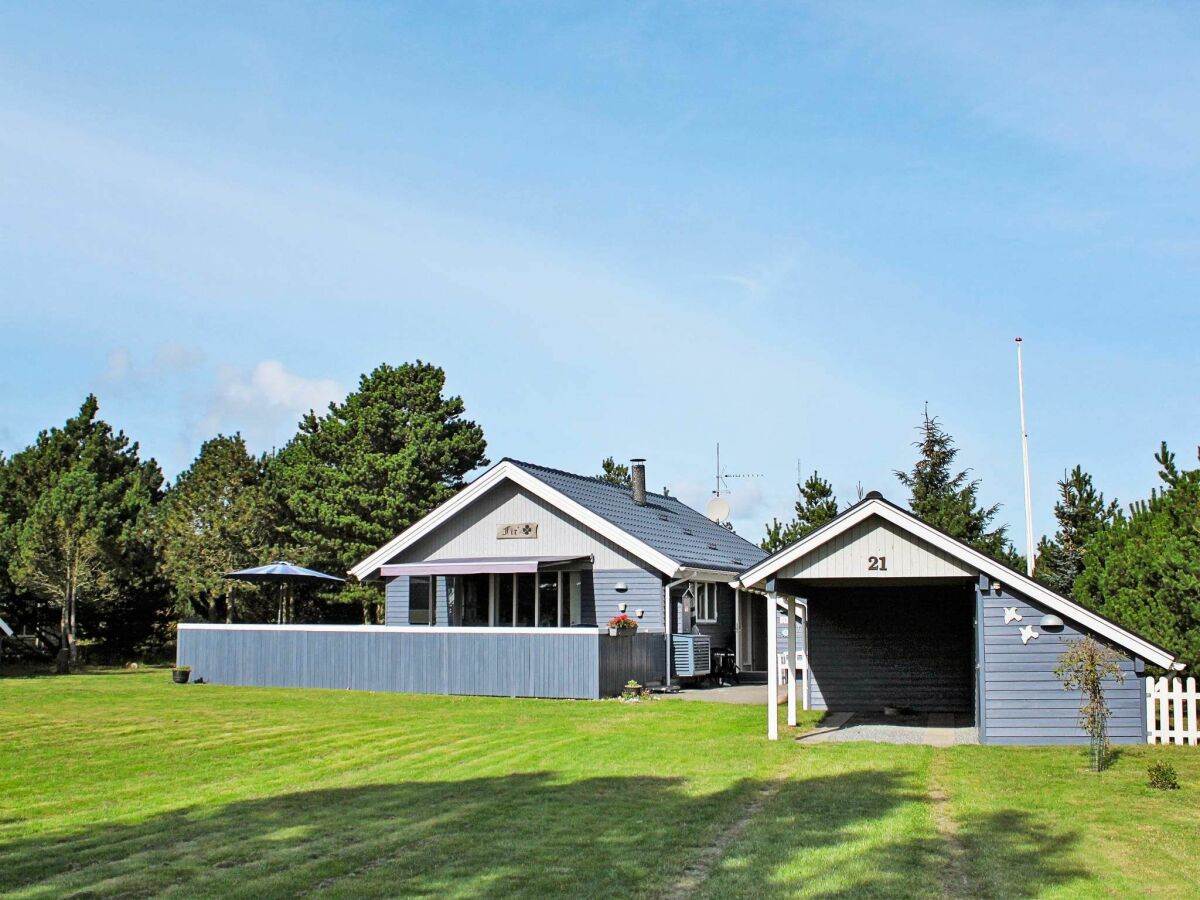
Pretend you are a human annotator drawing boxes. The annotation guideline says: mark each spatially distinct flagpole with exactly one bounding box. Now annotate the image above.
[1016,337,1035,577]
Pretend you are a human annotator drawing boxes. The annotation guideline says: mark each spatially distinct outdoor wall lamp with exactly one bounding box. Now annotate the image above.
[617,601,627,613]
[1039,615,1065,633]
[635,609,644,618]
[614,582,628,593]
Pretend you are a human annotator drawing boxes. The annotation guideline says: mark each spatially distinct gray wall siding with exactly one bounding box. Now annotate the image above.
[777,515,975,580]
[980,585,1143,745]
[586,569,665,632]
[384,576,450,626]
[395,480,649,570]
[178,626,603,699]
[599,632,666,695]
[385,575,409,625]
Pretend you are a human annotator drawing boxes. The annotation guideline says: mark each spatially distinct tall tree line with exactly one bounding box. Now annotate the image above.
[0,361,488,667]
[761,408,1199,670]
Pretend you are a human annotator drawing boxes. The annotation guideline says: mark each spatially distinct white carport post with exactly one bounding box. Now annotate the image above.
[787,595,797,727]
[767,592,779,740]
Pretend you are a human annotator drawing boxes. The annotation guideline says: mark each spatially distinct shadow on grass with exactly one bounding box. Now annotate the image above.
[699,765,1086,899]
[0,766,1087,899]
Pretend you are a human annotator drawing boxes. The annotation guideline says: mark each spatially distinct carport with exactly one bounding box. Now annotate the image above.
[738,492,1178,743]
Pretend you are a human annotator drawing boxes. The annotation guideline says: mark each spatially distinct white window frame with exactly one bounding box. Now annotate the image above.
[489,571,578,627]
[694,581,718,624]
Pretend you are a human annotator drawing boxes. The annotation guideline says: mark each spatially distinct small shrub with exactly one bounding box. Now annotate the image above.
[620,679,650,702]
[1148,761,1180,791]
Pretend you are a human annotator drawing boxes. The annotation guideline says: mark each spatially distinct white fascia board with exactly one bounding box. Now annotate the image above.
[738,499,1177,669]
[737,502,879,589]
[678,567,741,582]
[348,462,513,581]
[348,461,681,581]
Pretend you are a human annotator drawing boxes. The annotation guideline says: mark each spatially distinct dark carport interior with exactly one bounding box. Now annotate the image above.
[805,582,976,716]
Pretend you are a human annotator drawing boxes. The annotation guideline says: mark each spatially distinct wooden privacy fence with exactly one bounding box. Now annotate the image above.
[1146,676,1198,745]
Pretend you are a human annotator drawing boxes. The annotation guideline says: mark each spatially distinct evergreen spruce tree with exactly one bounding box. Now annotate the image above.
[1075,443,1200,671]
[894,408,1019,566]
[270,362,488,623]
[761,471,839,553]
[1034,465,1118,599]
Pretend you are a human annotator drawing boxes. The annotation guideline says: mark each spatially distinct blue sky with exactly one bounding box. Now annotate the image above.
[2,3,1198,551]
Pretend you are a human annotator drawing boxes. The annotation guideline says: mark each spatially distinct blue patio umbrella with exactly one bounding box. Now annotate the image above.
[223,561,345,623]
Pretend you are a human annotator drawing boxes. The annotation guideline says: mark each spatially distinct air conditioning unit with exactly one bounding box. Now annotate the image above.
[672,633,711,678]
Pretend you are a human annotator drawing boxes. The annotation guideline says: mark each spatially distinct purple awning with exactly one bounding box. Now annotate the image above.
[379,555,591,578]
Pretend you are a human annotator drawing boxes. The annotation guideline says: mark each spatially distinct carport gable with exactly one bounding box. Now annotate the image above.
[739,496,1177,670]
[767,514,975,582]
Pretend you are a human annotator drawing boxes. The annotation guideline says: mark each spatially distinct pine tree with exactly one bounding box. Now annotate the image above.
[270,362,488,623]
[157,434,274,623]
[1075,443,1200,671]
[597,457,631,487]
[1034,465,1118,599]
[893,408,1019,566]
[761,471,839,553]
[0,396,166,667]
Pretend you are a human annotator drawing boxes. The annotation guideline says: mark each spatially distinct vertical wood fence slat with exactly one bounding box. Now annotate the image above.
[1146,676,1199,746]
[1188,677,1198,746]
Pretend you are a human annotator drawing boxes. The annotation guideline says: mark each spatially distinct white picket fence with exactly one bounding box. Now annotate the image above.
[1146,677,1199,745]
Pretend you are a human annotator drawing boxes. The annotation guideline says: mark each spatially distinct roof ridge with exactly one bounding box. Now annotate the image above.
[503,457,766,557]
[502,457,674,501]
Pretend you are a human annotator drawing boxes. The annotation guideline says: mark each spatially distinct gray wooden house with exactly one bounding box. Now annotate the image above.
[179,459,770,700]
[738,492,1181,744]
[177,462,1181,746]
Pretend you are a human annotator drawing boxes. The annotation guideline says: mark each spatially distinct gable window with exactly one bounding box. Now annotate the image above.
[409,576,435,625]
[693,582,718,624]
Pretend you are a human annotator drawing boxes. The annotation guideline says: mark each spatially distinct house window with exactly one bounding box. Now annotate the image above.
[694,582,718,624]
[565,571,582,626]
[537,572,560,627]
[516,573,536,626]
[409,576,435,625]
[495,574,515,626]
[461,574,489,626]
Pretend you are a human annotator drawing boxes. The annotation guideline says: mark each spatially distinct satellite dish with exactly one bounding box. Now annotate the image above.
[705,495,730,523]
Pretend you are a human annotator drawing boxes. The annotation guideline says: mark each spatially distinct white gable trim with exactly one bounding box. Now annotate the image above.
[349,461,681,581]
[738,499,1176,670]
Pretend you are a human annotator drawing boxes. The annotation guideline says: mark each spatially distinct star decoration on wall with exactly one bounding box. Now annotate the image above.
[1003,607,1023,624]
[1020,624,1040,645]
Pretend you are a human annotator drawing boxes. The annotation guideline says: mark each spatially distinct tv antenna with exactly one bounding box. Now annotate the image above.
[706,443,763,522]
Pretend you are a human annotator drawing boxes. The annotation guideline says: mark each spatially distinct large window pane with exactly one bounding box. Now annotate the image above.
[409,576,432,625]
[566,572,582,625]
[496,574,514,626]
[461,573,489,626]
[537,573,559,627]
[516,573,536,627]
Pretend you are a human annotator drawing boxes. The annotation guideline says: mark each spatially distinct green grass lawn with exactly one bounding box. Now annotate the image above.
[0,671,1196,898]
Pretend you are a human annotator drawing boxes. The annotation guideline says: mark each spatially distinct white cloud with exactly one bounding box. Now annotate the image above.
[152,342,205,373]
[205,360,344,447]
[831,4,1200,171]
[99,348,132,383]
[97,343,204,386]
